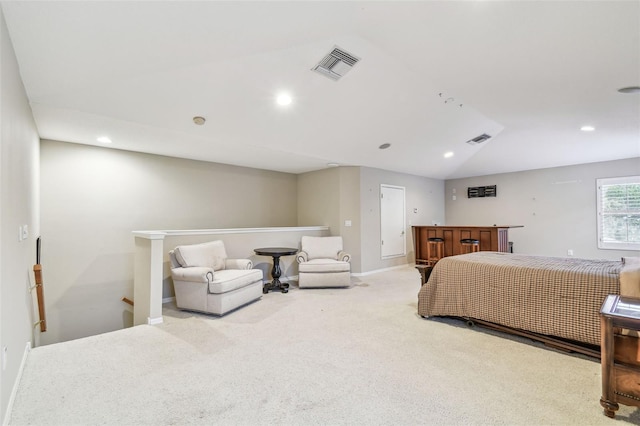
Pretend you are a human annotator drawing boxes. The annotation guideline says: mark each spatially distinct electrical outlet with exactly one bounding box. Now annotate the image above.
[567,249,574,256]
[22,224,28,240]
[344,220,352,227]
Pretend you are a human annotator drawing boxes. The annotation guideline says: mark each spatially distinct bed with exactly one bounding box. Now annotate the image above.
[417,252,639,355]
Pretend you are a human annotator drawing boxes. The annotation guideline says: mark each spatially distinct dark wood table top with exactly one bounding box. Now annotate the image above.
[254,247,298,256]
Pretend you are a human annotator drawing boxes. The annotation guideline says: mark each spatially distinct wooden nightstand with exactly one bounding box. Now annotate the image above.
[600,295,640,418]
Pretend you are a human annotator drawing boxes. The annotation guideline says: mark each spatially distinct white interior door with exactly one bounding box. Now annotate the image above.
[380,184,406,259]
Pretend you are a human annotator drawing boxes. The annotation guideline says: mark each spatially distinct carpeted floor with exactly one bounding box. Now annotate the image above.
[8,266,640,425]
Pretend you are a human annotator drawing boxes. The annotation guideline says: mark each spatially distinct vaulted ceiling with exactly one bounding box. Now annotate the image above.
[2,1,639,179]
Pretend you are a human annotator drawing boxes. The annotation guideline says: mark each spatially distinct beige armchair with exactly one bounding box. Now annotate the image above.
[296,236,351,288]
[169,240,263,315]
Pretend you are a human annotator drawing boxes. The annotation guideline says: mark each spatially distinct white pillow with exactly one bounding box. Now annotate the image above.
[174,240,227,271]
[620,264,640,338]
[302,236,343,260]
[620,263,640,298]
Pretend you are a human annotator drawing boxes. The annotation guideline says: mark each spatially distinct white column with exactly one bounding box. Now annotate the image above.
[133,232,166,325]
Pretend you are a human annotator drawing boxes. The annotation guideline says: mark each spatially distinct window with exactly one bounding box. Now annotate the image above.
[597,176,640,251]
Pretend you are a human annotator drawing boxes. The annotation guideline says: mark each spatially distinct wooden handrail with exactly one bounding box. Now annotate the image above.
[33,264,46,332]
[122,297,134,306]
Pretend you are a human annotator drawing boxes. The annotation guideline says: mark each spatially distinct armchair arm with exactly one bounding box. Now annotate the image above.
[296,251,308,263]
[225,258,253,270]
[171,267,214,283]
[338,251,351,262]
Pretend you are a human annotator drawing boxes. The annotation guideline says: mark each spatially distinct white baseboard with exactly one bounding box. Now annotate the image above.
[282,268,411,279]
[352,264,410,277]
[3,342,31,426]
[147,317,164,325]
[162,296,175,304]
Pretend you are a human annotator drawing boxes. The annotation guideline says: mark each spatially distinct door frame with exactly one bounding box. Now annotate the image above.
[380,184,406,260]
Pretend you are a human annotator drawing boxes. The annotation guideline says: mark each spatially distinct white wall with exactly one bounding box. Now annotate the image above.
[338,167,361,272]
[298,166,445,273]
[297,167,362,271]
[40,140,298,345]
[297,168,341,233]
[0,9,40,422]
[360,167,445,273]
[445,158,640,259]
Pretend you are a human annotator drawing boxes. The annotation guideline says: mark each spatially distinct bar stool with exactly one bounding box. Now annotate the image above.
[426,237,445,266]
[460,238,480,254]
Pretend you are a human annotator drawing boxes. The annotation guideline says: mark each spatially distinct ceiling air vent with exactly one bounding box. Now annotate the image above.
[466,133,492,145]
[312,46,360,81]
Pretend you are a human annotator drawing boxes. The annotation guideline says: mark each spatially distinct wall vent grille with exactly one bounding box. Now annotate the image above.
[468,185,497,198]
[312,46,360,81]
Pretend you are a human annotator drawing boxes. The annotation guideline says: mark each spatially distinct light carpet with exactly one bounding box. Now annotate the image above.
[8,266,640,425]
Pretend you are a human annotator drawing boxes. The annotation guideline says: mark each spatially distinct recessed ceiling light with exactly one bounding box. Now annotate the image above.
[444,151,454,158]
[97,136,112,144]
[580,126,595,132]
[193,116,206,125]
[276,94,292,106]
[379,143,391,150]
[618,86,640,94]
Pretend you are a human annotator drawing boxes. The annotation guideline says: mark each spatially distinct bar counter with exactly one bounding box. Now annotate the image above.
[412,225,523,262]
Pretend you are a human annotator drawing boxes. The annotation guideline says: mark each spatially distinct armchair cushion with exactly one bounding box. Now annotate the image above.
[298,258,351,273]
[208,269,263,294]
[170,266,214,283]
[301,236,344,260]
[225,258,253,270]
[174,240,227,271]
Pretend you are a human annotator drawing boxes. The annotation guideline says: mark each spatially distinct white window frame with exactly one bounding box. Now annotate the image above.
[596,175,640,251]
